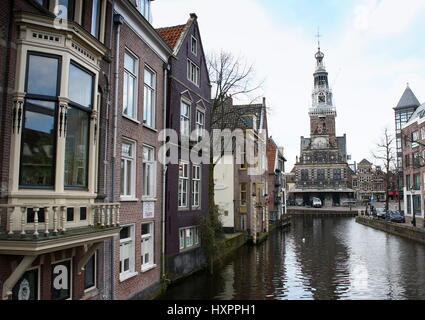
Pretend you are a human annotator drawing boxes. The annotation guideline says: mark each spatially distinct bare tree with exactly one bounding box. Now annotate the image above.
[372,128,396,212]
[197,51,263,274]
[207,51,263,214]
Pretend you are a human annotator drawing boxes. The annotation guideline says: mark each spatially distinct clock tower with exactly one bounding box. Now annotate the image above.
[309,43,336,142]
[290,39,354,208]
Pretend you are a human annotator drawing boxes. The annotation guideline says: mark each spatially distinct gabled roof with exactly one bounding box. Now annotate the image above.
[408,102,425,122]
[155,24,186,50]
[394,85,421,110]
[358,159,372,166]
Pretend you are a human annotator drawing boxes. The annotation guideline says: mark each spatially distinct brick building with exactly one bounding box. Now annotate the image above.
[0,0,119,300]
[266,137,286,223]
[352,159,386,202]
[214,98,269,244]
[156,14,211,280]
[393,84,421,199]
[291,44,354,207]
[401,102,425,227]
[109,0,172,299]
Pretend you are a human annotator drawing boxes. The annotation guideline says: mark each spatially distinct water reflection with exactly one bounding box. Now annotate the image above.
[158,217,425,300]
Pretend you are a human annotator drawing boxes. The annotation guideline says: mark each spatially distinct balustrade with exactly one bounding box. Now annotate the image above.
[0,203,120,238]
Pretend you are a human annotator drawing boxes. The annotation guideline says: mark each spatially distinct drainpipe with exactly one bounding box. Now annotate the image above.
[161,62,170,280]
[110,12,123,301]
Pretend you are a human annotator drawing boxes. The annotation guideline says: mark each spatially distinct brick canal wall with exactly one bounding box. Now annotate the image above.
[288,208,359,217]
[356,216,425,245]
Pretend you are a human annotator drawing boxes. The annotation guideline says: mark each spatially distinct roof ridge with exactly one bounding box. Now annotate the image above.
[155,24,186,31]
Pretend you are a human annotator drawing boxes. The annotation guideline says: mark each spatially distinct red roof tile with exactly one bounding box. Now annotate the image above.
[156,24,186,49]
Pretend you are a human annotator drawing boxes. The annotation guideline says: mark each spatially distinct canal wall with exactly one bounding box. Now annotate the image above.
[288,208,358,217]
[164,232,248,287]
[356,216,425,245]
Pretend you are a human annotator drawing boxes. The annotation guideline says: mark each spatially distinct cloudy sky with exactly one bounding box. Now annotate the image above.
[152,0,425,170]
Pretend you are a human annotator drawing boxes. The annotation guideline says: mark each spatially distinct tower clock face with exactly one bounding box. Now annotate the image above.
[318,92,326,103]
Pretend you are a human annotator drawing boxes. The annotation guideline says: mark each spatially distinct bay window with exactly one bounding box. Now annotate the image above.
[141,223,154,270]
[65,62,93,189]
[136,0,152,22]
[123,52,138,120]
[121,140,136,199]
[20,53,60,187]
[143,146,155,198]
[180,101,190,137]
[143,67,156,127]
[91,0,102,39]
[57,0,75,20]
[178,161,189,208]
[192,165,201,207]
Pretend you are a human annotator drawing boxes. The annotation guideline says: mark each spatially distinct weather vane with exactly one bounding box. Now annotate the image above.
[316,27,321,50]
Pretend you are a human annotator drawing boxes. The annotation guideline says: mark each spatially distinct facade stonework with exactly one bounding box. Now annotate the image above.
[291,45,354,207]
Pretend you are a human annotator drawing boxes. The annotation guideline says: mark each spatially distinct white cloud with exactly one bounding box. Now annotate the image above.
[152,0,425,170]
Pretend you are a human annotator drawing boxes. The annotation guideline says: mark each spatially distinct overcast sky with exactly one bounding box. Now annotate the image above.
[152,0,425,170]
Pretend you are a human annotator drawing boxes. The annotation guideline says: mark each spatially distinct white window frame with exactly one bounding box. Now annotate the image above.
[83,251,97,293]
[119,224,137,282]
[121,139,137,201]
[180,100,191,137]
[142,145,156,198]
[179,226,200,251]
[141,222,155,272]
[191,36,198,56]
[123,50,139,121]
[187,59,200,86]
[195,108,205,140]
[143,66,156,128]
[192,165,201,208]
[178,161,189,208]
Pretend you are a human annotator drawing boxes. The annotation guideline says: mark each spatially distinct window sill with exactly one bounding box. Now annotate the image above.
[120,197,139,202]
[119,271,138,282]
[122,114,141,124]
[143,124,158,132]
[141,264,157,273]
[82,288,99,300]
[142,197,157,202]
[179,244,201,253]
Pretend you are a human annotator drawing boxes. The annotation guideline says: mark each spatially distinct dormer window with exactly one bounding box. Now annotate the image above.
[136,0,152,23]
[191,36,197,56]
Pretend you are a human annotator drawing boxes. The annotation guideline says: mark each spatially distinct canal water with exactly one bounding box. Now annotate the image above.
[158,216,425,300]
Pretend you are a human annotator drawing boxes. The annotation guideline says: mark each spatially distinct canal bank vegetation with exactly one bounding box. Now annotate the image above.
[199,208,225,274]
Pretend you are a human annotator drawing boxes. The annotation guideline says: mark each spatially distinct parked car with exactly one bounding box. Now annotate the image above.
[376,208,387,220]
[386,211,406,223]
[312,198,322,208]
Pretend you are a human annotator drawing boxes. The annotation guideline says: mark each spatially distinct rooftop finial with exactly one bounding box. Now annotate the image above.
[316,27,321,51]
[407,82,410,88]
